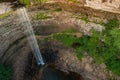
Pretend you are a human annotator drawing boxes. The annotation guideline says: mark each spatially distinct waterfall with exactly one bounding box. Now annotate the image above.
[18,7,45,66]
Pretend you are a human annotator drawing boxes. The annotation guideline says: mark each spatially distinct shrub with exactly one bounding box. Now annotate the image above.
[103,19,119,30]
[47,33,83,60]
[53,33,81,47]
[19,0,30,7]
[106,56,120,76]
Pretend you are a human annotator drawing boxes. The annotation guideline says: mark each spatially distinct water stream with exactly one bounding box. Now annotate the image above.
[18,7,44,66]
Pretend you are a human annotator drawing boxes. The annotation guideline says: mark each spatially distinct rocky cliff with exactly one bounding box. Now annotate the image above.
[85,0,120,13]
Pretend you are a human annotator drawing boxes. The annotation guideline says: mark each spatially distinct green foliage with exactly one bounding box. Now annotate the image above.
[53,33,80,47]
[102,21,120,76]
[19,0,30,8]
[109,77,117,80]
[33,12,50,20]
[0,65,13,80]
[88,19,120,75]
[54,8,63,12]
[75,47,84,60]
[109,28,120,49]
[103,19,119,30]
[19,0,47,7]
[106,56,120,76]
[46,33,83,60]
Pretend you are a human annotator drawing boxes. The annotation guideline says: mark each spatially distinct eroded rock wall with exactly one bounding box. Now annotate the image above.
[0,3,12,15]
[0,13,25,58]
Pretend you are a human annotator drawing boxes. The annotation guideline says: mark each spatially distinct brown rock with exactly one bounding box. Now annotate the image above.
[85,63,93,72]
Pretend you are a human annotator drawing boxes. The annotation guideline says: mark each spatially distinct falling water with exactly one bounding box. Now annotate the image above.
[18,7,45,66]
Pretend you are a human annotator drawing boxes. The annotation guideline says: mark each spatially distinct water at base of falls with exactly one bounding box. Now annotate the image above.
[18,7,45,66]
[42,67,83,80]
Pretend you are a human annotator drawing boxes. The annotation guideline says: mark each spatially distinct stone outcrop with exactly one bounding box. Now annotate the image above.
[0,2,12,15]
[0,12,25,58]
[84,0,120,13]
[52,0,120,13]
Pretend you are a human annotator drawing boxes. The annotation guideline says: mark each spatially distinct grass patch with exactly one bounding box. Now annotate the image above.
[33,12,51,20]
[106,56,120,76]
[103,19,119,30]
[46,33,83,60]
[0,64,13,80]
[19,0,30,8]
[19,0,47,8]
[53,33,80,46]
[62,28,78,33]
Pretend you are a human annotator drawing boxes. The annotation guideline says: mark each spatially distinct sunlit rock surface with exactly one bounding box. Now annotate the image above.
[0,3,12,15]
[85,0,120,13]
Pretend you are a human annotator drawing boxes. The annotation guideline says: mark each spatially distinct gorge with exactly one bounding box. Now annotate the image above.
[0,0,120,80]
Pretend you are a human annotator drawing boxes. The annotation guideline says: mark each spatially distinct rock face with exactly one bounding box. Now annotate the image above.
[0,3,12,15]
[54,0,120,13]
[85,0,120,13]
[0,11,25,58]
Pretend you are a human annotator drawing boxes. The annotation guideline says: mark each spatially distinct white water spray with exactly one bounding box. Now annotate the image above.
[18,7,44,66]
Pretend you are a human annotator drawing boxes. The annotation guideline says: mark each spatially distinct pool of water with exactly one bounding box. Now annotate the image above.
[42,67,83,80]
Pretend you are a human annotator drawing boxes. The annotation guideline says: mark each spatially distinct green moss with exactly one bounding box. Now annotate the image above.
[75,47,84,60]
[46,33,83,60]
[0,11,12,19]
[106,56,120,76]
[19,0,48,8]
[0,64,13,80]
[62,28,78,33]
[53,33,80,46]
[54,8,62,12]
[19,0,30,8]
